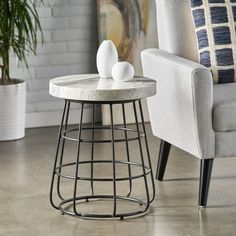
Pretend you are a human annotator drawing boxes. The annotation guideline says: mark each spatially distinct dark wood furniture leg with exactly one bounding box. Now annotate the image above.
[198,159,214,207]
[156,140,171,181]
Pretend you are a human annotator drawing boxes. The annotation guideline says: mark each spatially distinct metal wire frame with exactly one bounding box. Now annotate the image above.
[138,100,156,203]
[132,101,150,211]
[90,104,95,195]
[57,102,71,201]
[122,103,132,197]
[55,160,151,181]
[61,126,145,143]
[50,99,155,219]
[50,100,70,209]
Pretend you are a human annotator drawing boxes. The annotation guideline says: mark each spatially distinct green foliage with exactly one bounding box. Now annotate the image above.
[0,0,44,84]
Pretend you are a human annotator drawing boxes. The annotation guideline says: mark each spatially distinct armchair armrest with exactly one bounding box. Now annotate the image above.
[141,49,215,159]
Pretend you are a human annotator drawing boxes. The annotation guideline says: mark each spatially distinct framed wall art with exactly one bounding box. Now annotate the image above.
[97,0,157,124]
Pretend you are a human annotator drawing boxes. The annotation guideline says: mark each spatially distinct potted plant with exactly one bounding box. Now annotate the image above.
[0,0,44,141]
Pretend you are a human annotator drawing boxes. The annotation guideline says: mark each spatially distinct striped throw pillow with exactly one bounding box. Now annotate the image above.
[190,0,236,83]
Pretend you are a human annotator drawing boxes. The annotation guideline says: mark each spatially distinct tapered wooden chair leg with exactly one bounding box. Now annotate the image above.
[198,159,214,207]
[156,140,171,181]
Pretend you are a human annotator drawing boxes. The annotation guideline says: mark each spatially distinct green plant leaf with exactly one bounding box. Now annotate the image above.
[0,0,44,84]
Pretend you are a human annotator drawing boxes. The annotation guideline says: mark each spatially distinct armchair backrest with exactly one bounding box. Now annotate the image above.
[155,0,198,62]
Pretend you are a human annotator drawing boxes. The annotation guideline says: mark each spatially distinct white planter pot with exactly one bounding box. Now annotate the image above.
[96,40,118,78]
[0,80,26,141]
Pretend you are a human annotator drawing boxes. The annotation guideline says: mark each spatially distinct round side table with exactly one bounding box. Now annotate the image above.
[49,74,156,220]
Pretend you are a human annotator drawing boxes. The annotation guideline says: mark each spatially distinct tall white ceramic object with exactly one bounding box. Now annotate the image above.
[112,62,135,82]
[96,40,118,78]
[0,80,26,141]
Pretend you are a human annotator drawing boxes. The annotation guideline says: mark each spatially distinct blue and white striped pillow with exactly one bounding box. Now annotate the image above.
[190,0,236,83]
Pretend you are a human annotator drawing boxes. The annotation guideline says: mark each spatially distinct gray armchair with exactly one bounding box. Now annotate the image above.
[141,0,236,207]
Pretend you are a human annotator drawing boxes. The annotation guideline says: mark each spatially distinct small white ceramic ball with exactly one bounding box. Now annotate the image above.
[112,62,135,82]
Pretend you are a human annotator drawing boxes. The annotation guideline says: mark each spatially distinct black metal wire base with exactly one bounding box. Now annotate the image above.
[59,196,148,220]
[50,99,155,220]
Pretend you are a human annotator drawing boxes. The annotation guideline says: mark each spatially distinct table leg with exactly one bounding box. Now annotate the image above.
[57,101,71,200]
[50,100,70,209]
[133,100,150,211]
[138,100,155,203]
[122,103,132,197]
[90,104,95,195]
[73,103,84,216]
[110,104,117,216]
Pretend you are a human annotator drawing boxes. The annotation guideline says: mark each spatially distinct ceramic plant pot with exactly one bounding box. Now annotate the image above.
[0,80,26,141]
[96,40,118,78]
[112,61,135,82]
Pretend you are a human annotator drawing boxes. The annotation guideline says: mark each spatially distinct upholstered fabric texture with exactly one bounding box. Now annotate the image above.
[155,0,198,61]
[213,83,236,132]
[190,0,236,83]
[141,49,215,159]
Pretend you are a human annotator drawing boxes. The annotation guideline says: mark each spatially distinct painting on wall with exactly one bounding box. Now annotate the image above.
[97,0,157,124]
[97,0,157,74]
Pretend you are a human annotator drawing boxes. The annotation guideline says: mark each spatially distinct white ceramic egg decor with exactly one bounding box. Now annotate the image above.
[112,61,135,82]
[96,40,118,78]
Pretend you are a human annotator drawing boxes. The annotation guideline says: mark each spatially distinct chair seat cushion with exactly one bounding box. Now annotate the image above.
[213,83,236,131]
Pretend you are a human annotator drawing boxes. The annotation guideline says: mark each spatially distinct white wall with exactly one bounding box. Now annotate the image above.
[10,0,98,128]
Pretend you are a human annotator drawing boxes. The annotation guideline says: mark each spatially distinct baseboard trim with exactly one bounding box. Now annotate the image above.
[26,106,101,128]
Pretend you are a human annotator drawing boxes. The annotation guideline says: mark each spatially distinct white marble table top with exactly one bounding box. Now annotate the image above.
[49,74,156,102]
